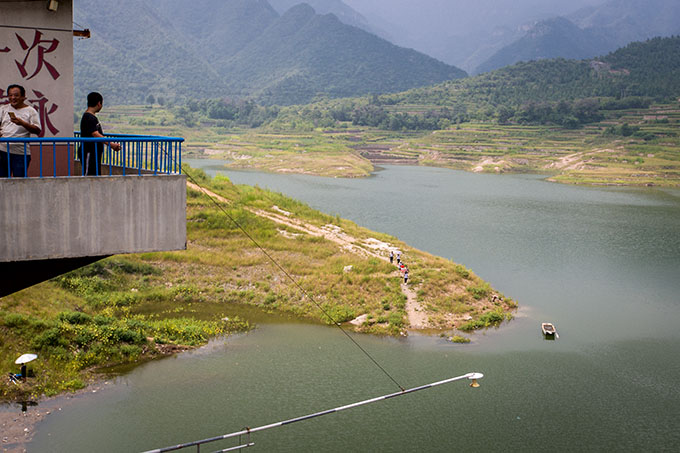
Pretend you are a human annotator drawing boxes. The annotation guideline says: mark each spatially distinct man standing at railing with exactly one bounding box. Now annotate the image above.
[80,92,120,176]
[0,84,42,177]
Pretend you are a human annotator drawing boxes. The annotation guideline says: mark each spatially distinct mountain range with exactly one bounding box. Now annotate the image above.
[476,0,680,73]
[73,0,465,106]
[294,0,680,74]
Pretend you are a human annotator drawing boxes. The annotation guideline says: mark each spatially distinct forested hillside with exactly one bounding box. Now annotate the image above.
[379,36,680,125]
[171,36,679,132]
[74,0,226,105]
[222,4,464,104]
[475,17,613,74]
[73,0,465,106]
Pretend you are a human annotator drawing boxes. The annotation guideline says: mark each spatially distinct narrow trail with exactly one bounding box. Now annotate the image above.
[187,182,428,329]
[402,281,428,329]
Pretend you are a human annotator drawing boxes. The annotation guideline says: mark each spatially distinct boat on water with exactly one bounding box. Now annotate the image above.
[541,322,558,338]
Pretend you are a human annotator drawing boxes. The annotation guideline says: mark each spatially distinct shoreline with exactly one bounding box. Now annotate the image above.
[189,155,680,189]
[1,175,516,434]
[0,378,116,453]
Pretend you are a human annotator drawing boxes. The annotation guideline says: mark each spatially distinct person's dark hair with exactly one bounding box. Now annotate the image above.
[7,84,25,97]
[87,92,103,108]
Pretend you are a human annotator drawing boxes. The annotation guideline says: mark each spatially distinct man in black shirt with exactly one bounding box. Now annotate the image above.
[80,92,120,175]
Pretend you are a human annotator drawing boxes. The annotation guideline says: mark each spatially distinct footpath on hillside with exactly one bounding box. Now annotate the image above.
[187,182,429,329]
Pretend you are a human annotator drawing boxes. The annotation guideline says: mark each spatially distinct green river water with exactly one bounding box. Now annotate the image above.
[23,163,680,452]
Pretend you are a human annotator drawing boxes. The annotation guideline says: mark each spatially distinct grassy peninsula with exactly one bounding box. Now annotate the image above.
[1,170,515,402]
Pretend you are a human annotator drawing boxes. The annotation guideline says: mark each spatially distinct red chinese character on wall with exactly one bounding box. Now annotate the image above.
[28,89,59,137]
[15,30,61,81]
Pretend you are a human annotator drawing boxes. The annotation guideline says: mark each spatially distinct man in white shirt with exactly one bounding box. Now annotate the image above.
[0,84,42,177]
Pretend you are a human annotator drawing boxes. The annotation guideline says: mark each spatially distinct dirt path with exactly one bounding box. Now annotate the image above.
[187,182,429,329]
[402,281,428,329]
[548,152,585,171]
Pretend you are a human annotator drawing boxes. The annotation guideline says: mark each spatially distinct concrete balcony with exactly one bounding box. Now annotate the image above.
[0,135,186,297]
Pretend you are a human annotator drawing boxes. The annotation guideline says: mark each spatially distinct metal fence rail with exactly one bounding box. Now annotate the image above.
[142,372,485,453]
[0,134,183,178]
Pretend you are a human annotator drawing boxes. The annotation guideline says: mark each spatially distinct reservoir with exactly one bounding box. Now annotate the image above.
[28,163,680,451]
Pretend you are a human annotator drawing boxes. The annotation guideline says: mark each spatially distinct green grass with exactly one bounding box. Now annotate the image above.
[0,258,249,401]
[2,164,516,402]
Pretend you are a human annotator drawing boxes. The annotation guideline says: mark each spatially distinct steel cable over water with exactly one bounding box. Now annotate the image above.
[180,165,406,392]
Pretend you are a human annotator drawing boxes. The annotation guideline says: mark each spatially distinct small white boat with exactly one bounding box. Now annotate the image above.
[541,323,558,338]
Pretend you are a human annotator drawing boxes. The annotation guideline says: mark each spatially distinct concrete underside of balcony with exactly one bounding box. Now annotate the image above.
[0,175,186,297]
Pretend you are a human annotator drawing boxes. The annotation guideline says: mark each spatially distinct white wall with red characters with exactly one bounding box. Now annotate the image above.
[0,0,74,138]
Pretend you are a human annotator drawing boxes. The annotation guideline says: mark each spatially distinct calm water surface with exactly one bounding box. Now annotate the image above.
[28,162,680,452]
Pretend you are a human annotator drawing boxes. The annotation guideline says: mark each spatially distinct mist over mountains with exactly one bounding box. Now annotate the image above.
[477,0,680,73]
[73,0,464,105]
[311,0,680,73]
[73,0,678,106]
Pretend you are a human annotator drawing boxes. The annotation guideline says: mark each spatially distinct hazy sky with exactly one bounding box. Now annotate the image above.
[343,0,607,38]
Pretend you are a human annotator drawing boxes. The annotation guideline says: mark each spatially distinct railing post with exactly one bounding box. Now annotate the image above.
[122,141,127,176]
[153,140,158,175]
[3,142,9,177]
[36,143,41,178]
[67,141,71,177]
[138,140,143,176]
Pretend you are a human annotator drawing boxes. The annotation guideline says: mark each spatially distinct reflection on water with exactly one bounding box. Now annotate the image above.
[29,162,680,451]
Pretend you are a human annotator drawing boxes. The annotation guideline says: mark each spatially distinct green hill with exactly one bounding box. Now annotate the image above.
[74,0,465,106]
[155,36,679,133]
[476,17,613,74]
[223,4,464,104]
[74,0,226,106]
[383,36,680,119]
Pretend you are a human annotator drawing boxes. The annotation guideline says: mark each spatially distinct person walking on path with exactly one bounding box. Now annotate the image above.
[0,84,41,177]
[396,251,401,265]
[404,269,409,285]
[389,250,394,264]
[80,92,120,176]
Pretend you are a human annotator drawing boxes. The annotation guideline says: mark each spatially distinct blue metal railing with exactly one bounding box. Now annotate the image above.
[0,134,183,178]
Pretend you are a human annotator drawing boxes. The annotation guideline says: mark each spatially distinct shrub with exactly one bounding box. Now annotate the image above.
[2,312,30,328]
[110,259,159,276]
[320,304,356,325]
[62,379,86,391]
[32,327,69,350]
[467,282,491,300]
[120,344,142,357]
[459,308,507,331]
[114,328,145,344]
[388,312,404,328]
[58,311,92,325]
[94,315,115,326]
[454,264,470,279]
[263,293,277,305]
[109,293,139,307]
